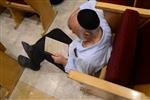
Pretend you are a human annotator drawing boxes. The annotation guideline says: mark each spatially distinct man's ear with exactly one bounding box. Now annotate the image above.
[84,31,90,36]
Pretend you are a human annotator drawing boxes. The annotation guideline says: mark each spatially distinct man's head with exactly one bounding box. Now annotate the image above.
[68,9,100,41]
[77,9,100,30]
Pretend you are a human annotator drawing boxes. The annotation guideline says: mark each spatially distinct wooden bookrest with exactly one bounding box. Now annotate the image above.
[0,0,56,33]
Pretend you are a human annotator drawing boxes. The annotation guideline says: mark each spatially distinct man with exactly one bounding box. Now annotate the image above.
[18,0,112,75]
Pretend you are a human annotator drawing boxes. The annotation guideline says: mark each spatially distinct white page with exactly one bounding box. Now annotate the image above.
[45,37,68,58]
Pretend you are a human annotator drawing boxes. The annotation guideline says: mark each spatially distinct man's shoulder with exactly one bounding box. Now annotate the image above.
[80,0,96,10]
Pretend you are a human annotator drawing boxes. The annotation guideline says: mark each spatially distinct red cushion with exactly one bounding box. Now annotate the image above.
[97,0,134,6]
[133,21,150,84]
[105,9,139,86]
[7,0,27,4]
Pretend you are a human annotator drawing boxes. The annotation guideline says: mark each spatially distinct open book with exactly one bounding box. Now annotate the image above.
[45,37,69,58]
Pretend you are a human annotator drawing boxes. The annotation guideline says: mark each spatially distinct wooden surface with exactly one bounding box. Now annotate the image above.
[25,0,56,33]
[134,84,150,97]
[8,2,35,12]
[96,2,150,17]
[0,51,23,97]
[0,0,56,32]
[69,70,149,100]
[0,0,9,6]
[99,66,107,79]
[103,11,122,33]
[8,8,24,29]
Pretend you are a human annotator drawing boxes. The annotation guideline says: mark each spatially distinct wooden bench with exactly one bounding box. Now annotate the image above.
[0,42,23,98]
[0,0,56,34]
[68,2,150,99]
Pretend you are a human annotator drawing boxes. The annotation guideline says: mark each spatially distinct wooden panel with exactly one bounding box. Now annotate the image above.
[1,0,56,33]
[103,11,122,33]
[25,0,56,33]
[99,66,107,79]
[8,2,35,12]
[0,51,23,97]
[96,1,150,33]
[134,84,150,97]
[80,84,126,100]
[8,8,24,29]
[0,0,9,6]
[96,2,150,17]
[69,70,149,100]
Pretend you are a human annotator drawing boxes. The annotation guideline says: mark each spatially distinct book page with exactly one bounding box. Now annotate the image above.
[45,37,68,58]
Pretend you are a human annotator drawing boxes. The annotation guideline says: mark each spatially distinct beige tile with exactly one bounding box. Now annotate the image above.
[54,74,101,99]
[19,68,64,96]
[53,74,83,99]
[40,60,63,73]
[10,81,56,100]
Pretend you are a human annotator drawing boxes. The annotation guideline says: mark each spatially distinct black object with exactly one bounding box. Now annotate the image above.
[74,48,78,57]
[18,55,40,71]
[50,0,64,5]
[19,28,72,72]
[77,9,100,30]
[22,41,33,58]
[24,12,39,18]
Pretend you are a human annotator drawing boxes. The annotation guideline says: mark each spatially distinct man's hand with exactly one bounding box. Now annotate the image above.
[51,53,67,66]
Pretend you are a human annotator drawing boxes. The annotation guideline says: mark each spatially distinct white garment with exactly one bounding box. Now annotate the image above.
[65,0,112,75]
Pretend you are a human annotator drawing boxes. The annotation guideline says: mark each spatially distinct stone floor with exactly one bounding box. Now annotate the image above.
[0,0,103,99]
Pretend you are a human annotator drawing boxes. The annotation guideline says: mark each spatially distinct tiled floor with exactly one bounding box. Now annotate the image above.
[0,0,103,99]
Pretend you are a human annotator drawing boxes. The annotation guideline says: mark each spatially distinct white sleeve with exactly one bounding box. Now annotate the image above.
[98,12,111,36]
[65,56,76,73]
[68,40,76,57]
[64,41,76,73]
[80,0,96,10]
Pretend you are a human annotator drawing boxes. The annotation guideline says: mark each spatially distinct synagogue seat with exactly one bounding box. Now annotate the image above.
[68,2,150,99]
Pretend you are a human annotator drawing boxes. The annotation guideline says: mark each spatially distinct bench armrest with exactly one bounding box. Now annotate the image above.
[68,70,149,100]
[96,2,150,17]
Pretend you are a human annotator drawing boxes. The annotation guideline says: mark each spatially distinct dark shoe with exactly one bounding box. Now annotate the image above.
[22,41,33,58]
[18,55,40,71]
